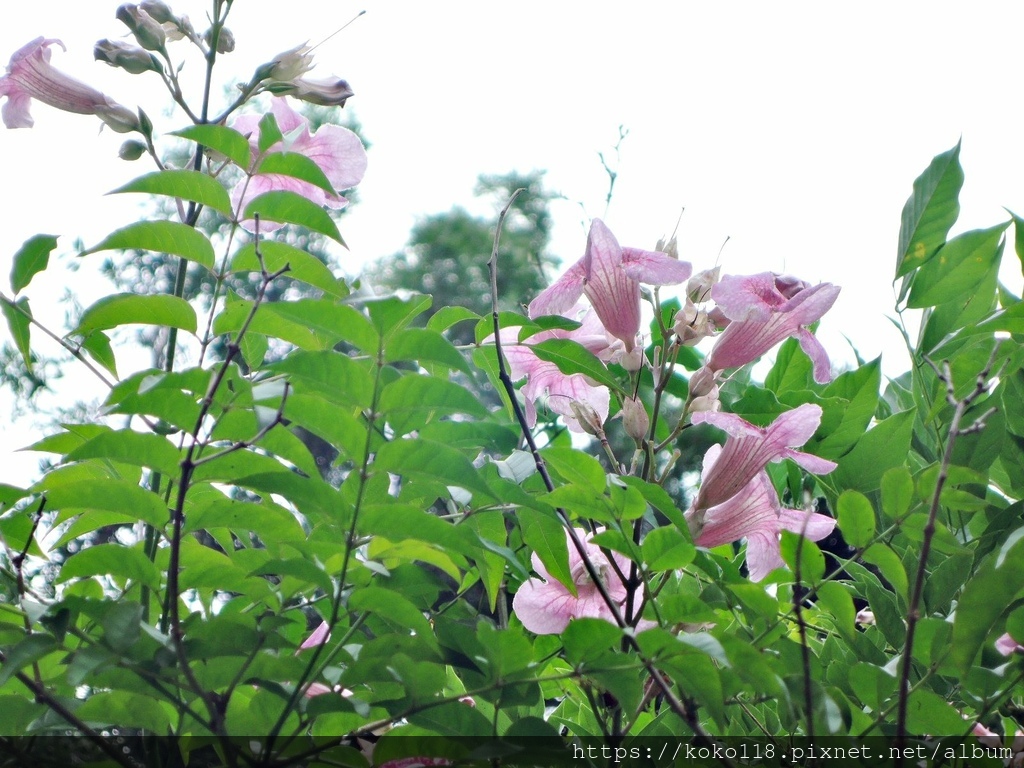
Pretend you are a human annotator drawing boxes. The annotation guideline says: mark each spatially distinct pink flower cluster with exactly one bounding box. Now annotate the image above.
[688,405,837,580]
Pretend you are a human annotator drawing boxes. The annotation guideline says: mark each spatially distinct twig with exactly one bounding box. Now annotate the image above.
[895,345,1003,747]
[792,518,815,741]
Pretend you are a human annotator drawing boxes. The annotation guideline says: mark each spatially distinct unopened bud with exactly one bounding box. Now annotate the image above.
[96,102,142,134]
[257,43,314,82]
[269,76,354,107]
[673,300,715,346]
[569,400,605,437]
[205,26,235,54]
[118,139,147,160]
[138,0,175,23]
[619,346,644,372]
[689,394,721,414]
[116,4,167,51]
[94,39,161,75]
[688,367,717,399]
[655,232,679,261]
[687,267,720,303]
[622,396,649,442]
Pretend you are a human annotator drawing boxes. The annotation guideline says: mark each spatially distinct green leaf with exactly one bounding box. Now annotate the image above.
[780,530,824,584]
[862,543,909,600]
[58,543,161,588]
[257,112,283,153]
[37,479,168,527]
[83,220,215,269]
[65,430,180,475]
[10,234,58,294]
[385,327,471,374]
[214,297,323,350]
[0,634,57,686]
[642,526,696,571]
[896,140,963,279]
[231,241,349,298]
[427,306,479,333]
[1,296,32,371]
[518,507,572,595]
[832,410,915,493]
[373,439,494,500]
[379,375,487,435]
[268,350,374,409]
[366,293,432,340]
[836,490,875,549]
[907,223,1007,308]
[619,476,690,532]
[813,357,882,458]
[880,466,914,520]
[258,152,335,195]
[542,447,606,490]
[110,169,233,216]
[270,300,378,354]
[529,338,623,394]
[75,293,197,335]
[173,124,251,168]
[952,529,1024,673]
[79,331,117,377]
[764,336,814,395]
[243,190,344,244]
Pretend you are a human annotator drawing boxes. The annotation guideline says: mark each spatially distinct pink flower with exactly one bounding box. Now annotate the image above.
[499,306,614,433]
[0,37,138,131]
[689,404,837,521]
[295,619,353,699]
[996,632,1024,656]
[706,272,840,384]
[688,445,835,581]
[231,97,367,231]
[513,528,637,634]
[529,219,691,352]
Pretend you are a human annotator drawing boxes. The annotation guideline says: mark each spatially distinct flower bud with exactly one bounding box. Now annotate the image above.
[687,267,720,303]
[688,367,717,399]
[205,26,235,54]
[138,0,175,23]
[569,400,605,438]
[257,43,314,83]
[618,346,644,372]
[116,4,167,51]
[118,139,147,160]
[97,102,142,133]
[269,77,354,107]
[94,39,161,75]
[622,396,649,442]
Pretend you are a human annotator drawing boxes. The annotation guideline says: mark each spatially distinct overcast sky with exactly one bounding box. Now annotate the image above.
[2,1,1023,482]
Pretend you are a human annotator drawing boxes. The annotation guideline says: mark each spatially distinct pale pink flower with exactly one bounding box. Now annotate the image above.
[513,528,637,635]
[689,404,836,519]
[688,444,835,581]
[295,619,353,699]
[996,632,1024,656]
[706,272,840,384]
[529,219,691,352]
[499,306,615,433]
[231,97,367,231]
[0,37,138,131]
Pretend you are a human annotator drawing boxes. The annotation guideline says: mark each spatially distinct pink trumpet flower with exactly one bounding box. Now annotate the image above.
[0,37,138,131]
[499,306,614,433]
[689,404,837,521]
[529,219,691,351]
[231,97,367,232]
[706,272,840,384]
[513,528,639,635]
[689,445,836,581]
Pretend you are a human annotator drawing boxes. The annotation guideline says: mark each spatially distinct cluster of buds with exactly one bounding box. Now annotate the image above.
[673,267,723,346]
[253,43,356,108]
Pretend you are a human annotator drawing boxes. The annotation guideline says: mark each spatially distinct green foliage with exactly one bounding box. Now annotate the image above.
[2,9,1024,763]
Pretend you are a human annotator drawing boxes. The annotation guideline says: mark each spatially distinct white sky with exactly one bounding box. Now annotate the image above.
[2,1,1023,483]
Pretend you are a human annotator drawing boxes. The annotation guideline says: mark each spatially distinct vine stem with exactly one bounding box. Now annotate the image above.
[487,194,732,762]
[895,346,1002,748]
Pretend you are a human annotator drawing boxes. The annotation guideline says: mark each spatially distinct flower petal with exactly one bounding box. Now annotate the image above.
[528,259,587,318]
[620,247,691,285]
[512,577,575,634]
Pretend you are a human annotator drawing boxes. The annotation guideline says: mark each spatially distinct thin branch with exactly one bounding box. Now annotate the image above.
[895,344,1002,747]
